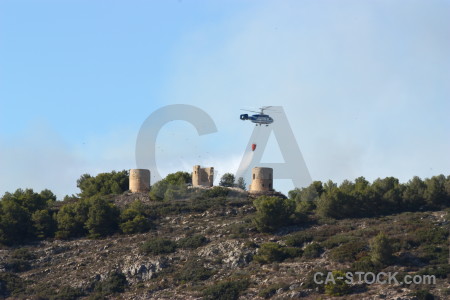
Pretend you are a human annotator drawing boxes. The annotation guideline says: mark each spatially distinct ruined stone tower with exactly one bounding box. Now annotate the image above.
[249,167,273,192]
[129,169,151,193]
[192,165,214,187]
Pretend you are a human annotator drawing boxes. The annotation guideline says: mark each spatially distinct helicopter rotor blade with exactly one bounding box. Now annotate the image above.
[240,109,260,114]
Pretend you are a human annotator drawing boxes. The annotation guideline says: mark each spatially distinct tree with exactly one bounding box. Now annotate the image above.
[55,201,89,239]
[253,196,295,232]
[402,176,426,210]
[149,171,191,201]
[0,200,32,245]
[370,232,393,265]
[236,177,246,190]
[119,200,152,234]
[85,196,120,238]
[77,170,129,198]
[32,209,57,239]
[424,175,448,208]
[219,173,235,187]
[165,171,191,185]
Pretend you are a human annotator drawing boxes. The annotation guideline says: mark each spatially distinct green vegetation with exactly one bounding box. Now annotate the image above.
[77,170,128,198]
[219,173,235,187]
[370,232,394,265]
[0,272,24,297]
[324,270,351,296]
[203,279,249,300]
[303,242,323,259]
[140,237,177,255]
[93,271,128,296]
[175,258,214,282]
[0,188,56,245]
[300,175,450,219]
[119,200,153,234]
[149,171,191,201]
[253,196,295,232]
[177,234,208,249]
[254,242,302,263]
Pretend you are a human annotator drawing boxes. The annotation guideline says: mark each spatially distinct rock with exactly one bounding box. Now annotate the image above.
[121,258,167,282]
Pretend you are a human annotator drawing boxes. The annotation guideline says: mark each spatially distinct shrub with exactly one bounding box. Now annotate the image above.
[416,264,450,279]
[4,249,35,273]
[303,242,323,259]
[0,272,24,297]
[175,259,214,282]
[51,286,84,300]
[203,279,249,300]
[94,271,128,295]
[325,270,351,296]
[253,196,295,232]
[321,234,355,249]
[410,289,435,300]
[203,186,229,198]
[330,240,366,263]
[254,242,302,264]
[351,256,382,273]
[119,200,152,234]
[258,283,288,298]
[140,238,177,255]
[370,233,393,265]
[177,234,208,249]
[284,231,313,247]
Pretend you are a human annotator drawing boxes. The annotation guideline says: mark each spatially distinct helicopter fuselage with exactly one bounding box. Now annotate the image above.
[240,113,274,125]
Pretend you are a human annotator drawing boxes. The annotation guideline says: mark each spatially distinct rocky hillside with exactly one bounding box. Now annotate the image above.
[0,191,449,300]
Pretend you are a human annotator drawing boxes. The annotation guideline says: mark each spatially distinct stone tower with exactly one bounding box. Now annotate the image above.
[249,167,273,192]
[192,165,214,187]
[129,169,151,193]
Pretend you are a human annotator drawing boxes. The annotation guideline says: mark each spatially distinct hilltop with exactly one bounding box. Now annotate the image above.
[0,171,449,299]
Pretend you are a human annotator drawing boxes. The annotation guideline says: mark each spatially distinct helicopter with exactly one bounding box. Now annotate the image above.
[240,106,274,126]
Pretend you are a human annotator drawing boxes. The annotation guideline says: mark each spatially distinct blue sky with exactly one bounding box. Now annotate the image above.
[1,0,449,199]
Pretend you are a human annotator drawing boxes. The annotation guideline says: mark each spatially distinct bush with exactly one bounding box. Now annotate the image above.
[119,200,152,234]
[330,240,366,263]
[284,231,313,247]
[416,264,450,279]
[254,242,302,264]
[177,234,208,249]
[175,259,214,282]
[258,283,288,298]
[321,234,356,249]
[203,279,249,300]
[303,242,323,259]
[325,270,351,296]
[140,238,177,255]
[370,232,393,265]
[51,286,84,300]
[0,272,24,297]
[410,289,435,300]
[203,186,229,198]
[253,196,295,232]
[94,271,128,295]
[351,256,382,273]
